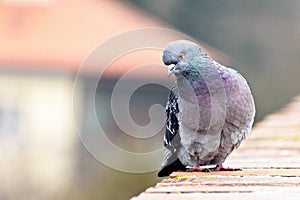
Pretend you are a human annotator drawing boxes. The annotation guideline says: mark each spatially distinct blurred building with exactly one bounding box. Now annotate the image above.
[0,0,225,199]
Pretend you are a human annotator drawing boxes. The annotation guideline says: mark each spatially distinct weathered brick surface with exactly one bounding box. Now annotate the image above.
[131,96,300,200]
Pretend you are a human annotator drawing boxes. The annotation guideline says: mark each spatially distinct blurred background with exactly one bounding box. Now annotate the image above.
[1,0,300,199]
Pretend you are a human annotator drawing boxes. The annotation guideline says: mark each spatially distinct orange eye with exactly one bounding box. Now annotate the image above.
[178,53,184,59]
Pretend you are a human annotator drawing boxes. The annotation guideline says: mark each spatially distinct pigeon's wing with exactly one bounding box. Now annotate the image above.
[216,68,255,163]
[226,69,255,146]
[164,86,180,148]
[158,87,186,177]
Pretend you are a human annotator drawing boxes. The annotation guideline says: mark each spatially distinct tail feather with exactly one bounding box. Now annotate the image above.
[158,149,186,177]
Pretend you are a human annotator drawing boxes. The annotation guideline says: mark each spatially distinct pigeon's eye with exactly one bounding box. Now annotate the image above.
[178,53,185,59]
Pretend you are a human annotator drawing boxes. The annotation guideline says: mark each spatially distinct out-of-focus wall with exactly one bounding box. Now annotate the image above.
[0,73,77,199]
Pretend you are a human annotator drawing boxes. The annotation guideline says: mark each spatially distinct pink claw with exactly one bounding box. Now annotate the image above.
[217,163,241,171]
[193,165,202,171]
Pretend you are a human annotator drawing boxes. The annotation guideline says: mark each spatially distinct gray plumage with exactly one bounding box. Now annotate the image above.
[158,40,255,177]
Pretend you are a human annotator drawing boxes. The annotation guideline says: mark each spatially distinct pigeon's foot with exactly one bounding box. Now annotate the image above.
[186,164,241,173]
[186,165,211,172]
[213,163,242,171]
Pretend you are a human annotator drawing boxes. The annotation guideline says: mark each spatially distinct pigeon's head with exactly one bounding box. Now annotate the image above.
[162,40,208,78]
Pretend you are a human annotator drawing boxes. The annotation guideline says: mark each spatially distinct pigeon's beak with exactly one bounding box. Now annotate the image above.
[167,64,175,77]
[162,50,179,77]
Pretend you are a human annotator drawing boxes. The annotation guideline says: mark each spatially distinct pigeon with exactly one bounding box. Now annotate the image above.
[158,40,255,177]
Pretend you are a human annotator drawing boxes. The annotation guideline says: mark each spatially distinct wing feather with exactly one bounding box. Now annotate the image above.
[158,87,186,177]
[164,87,180,149]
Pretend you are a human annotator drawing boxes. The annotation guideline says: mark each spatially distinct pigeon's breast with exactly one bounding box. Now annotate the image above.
[176,75,212,132]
